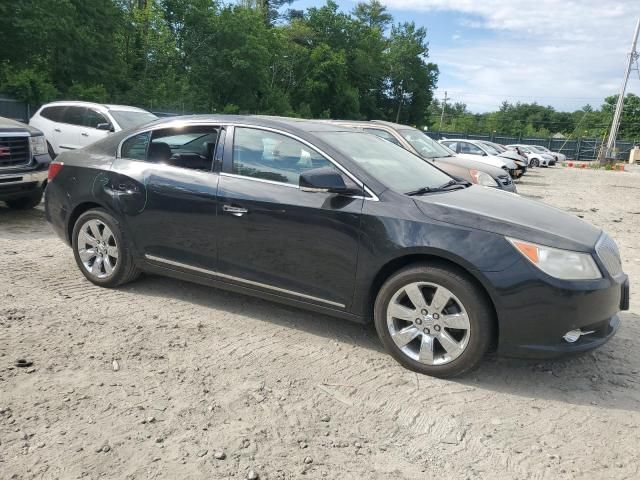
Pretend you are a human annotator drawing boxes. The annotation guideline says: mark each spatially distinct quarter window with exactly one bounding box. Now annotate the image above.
[121,132,150,160]
[232,127,334,185]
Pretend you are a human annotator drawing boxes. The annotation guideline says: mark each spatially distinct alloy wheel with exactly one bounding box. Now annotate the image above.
[386,282,471,365]
[77,219,119,279]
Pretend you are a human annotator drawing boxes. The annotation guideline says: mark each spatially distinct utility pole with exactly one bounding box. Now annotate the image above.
[599,18,640,163]
[439,91,448,130]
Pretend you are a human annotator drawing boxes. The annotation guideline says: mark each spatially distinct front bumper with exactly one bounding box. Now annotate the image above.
[0,167,48,201]
[484,258,629,359]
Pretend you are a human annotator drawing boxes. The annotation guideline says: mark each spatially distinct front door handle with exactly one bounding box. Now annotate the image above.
[223,205,248,216]
[54,128,61,133]
[81,132,89,137]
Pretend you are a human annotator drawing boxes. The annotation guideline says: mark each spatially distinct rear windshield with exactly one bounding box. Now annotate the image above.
[319,131,452,193]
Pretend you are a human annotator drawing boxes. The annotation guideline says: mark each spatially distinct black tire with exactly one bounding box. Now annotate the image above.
[532,158,540,167]
[6,190,43,210]
[374,263,495,378]
[72,208,140,288]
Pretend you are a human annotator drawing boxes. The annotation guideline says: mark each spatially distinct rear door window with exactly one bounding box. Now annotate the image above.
[147,126,219,171]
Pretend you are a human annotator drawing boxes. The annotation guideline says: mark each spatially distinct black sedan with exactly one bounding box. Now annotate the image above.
[45,115,629,378]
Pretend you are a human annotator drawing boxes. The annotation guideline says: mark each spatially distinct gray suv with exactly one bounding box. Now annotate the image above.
[0,116,51,209]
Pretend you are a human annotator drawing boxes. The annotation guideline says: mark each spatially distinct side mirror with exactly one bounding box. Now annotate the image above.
[300,167,349,194]
[96,123,114,132]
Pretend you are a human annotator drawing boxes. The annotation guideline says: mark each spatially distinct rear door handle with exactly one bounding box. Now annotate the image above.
[81,132,89,137]
[54,128,61,133]
[222,205,248,216]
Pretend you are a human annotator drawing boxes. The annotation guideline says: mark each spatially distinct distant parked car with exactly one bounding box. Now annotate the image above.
[531,145,566,163]
[30,101,157,156]
[0,116,51,209]
[439,139,523,178]
[325,120,516,192]
[506,144,555,167]
[478,140,529,167]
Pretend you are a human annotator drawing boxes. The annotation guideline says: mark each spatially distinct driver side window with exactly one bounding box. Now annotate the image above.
[232,127,334,185]
[459,142,484,155]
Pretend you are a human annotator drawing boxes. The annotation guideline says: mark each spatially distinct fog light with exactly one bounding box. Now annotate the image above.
[562,329,595,343]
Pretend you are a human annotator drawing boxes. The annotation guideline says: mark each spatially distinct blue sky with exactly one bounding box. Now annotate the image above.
[291,0,640,113]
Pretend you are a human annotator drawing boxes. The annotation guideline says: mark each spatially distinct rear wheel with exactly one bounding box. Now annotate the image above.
[6,190,43,210]
[72,208,140,287]
[374,263,495,378]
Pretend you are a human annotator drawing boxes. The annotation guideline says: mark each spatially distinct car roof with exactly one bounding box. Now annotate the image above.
[40,101,150,114]
[139,114,357,135]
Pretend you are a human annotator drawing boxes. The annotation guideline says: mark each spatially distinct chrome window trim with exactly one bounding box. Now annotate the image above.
[220,172,298,189]
[117,120,379,201]
[145,254,346,308]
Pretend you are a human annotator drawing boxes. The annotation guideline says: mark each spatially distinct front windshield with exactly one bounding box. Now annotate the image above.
[109,110,158,130]
[319,131,453,193]
[487,142,506,152]
[398,129,453,158]
[528,145,545,153]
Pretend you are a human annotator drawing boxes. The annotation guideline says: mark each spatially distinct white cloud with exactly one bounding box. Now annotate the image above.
[382,0,640,112]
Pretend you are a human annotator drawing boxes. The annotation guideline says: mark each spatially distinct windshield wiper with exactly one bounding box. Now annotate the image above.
[405,180,469,196]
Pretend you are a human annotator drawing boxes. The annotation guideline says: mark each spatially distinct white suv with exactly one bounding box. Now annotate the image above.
[30,101,157,156]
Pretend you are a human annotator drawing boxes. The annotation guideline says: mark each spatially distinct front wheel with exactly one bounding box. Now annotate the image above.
[532,158,540,167]
[72,208,140,287]
[374,263,495,378]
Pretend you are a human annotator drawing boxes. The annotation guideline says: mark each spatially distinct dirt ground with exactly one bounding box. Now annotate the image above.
[1,165,639,480]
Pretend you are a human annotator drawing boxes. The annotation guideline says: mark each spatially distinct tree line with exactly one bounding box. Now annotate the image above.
[0,0,438,126]
[428,94,640,141]
[1,0,636,140]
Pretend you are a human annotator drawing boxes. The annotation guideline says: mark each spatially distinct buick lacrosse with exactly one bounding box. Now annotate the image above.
[45,116,629,377]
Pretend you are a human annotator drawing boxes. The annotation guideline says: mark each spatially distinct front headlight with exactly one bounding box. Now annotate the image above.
[30,135,48,155]
[469,169,499,187]
[507,237,602,280]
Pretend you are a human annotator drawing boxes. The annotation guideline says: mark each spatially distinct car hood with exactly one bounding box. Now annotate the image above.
[413,185,601,251]
[433,155,506,177]
[0,115,42,135]
[498,151,526,163]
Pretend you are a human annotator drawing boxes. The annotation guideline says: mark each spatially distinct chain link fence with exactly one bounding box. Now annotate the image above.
[425,130,638,161]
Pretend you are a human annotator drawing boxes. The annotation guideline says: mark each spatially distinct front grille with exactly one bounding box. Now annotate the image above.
[596,233,623,278]
[0,136,30,168]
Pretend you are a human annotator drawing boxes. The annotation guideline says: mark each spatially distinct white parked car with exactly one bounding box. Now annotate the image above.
[506,144,555,167]
[30,101,157,156]
[439,139,522,178]
[532,145,566,163]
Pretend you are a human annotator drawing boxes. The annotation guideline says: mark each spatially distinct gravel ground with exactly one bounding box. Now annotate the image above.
[1,165,639,480]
